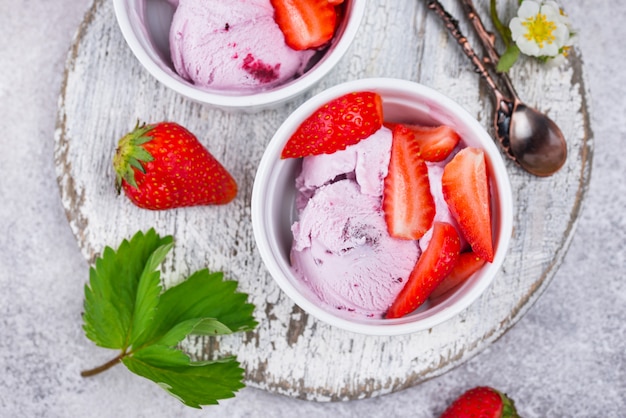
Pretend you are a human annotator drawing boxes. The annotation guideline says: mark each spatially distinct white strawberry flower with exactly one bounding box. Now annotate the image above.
[509,0,571,59]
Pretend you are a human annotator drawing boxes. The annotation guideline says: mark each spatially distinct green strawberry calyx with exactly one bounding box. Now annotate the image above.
[497,389,520,418]
[113,122,156,192]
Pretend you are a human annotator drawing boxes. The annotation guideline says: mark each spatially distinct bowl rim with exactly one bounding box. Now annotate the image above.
[112,0,367,109]
[252,77,514,336]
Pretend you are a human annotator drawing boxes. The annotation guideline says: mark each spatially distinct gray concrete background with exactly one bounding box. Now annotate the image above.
[1,1,623,417]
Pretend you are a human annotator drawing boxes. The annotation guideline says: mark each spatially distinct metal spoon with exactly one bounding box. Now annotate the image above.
[428,0,567,177]
[459,0,567,177]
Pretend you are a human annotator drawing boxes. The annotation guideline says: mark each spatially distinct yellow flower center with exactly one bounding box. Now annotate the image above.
[522,13,557,47]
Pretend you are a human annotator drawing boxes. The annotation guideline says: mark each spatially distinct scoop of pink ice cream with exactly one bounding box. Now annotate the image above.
[295,127,392,210]
[418,160,467,252]
[291,179,420,318]
[169,0,316,91]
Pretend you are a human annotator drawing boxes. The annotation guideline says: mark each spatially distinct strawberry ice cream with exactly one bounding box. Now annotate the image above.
[419,162,465,252]
[290,128,422,318]
[295,127,394,210]
[169,0,316,91]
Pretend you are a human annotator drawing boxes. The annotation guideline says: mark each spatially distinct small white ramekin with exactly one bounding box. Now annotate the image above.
[251,78,514,336]
[112,0,366,111]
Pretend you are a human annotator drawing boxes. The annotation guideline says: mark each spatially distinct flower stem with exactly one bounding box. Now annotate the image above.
[490,0,512,46]
[81,353,125,377]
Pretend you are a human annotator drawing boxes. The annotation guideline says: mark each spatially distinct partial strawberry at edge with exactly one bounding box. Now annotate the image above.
[442,147,494,262]
[280,91,383,159]
[429,251,486,299]
[440,386,520,418]
[385,222,460,319]
[383,124,436,240]
[271,0,338,51]
[384,122,461,162]
[113,122,238,210]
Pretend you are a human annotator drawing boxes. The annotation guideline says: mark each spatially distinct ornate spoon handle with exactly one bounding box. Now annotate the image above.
[427,0,515,158]
[459,0,521,103]
[427,1,505,101]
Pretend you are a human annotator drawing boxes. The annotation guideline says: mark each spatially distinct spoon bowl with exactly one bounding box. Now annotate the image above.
[509,103,567,176]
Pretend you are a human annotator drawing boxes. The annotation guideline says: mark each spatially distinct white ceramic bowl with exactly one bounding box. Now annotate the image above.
[112,0,366,111]
[252,78,514,336]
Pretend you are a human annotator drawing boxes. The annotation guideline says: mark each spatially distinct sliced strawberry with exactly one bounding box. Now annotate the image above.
[429,251,486,299]
[407,124,461,161]
[385,222,461,318]
[271,0,338,50]
[442,147,494,262]
[280,91,383,159]
[383,124,436,240]
[384,123,460,162]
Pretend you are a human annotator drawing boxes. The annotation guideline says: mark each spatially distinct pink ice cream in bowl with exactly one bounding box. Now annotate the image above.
[251,78,514,336]
[112,0,365,111]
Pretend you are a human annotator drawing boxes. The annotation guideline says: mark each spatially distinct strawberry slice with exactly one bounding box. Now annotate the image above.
[382,124,436,240]
[271,0,338,50]
[442,147,494,262]
[429,251,486,299]
[385,222,461,318]
[280,91,383,159]
[384,123,461,162]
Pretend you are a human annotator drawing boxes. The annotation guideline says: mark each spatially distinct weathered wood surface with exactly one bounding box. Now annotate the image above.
[54,0,592,402]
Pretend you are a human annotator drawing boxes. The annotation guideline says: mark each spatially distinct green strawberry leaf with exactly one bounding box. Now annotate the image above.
[83,229,172,349]
[131,344,192,368]
[132,269,258,349]
[122,356,245,409]
[155,317,234,347]
[81,229,257,408]
[129,239,173,344]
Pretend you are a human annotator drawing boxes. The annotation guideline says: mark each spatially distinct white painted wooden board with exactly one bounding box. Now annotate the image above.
[54,0,592,401]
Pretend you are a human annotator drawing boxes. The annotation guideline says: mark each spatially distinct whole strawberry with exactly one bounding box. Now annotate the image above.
[441,386,519,418]
[113,122,237,210]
